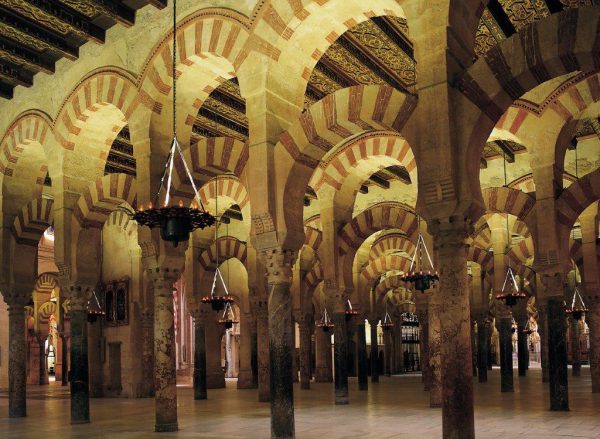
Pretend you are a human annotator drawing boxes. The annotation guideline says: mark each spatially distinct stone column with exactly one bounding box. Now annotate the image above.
[4,295,28,418]
[151,267,180,432]
[587,301,600,392]
[496,312,514,392]
[205,318,225,389]
[356,319,368,391]
[251,322,258,387]
[434,226,474,438]
[253,298,270,401]
[569,317,581,377]
[140,309,155,397]
[332,308,349,404]
[476,317,489,382]
[263,248,295,438]
[297,314,313,390]
[291,322,299,383]
[192,312,207,400]
[547,295,569,411]
[69,286,91,424]
[538,305,549,382]
[88,318,103,398]
[383,329,392,377]
[415,297,430,390]
[517,322,528,377]
[238,313,255,389]
[428,287,442,408]
[369,319,379,383]
[470,321,477,377]
[315,326,333,382]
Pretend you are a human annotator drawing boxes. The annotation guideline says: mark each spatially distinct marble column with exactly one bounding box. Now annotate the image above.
[251,324,259,387]
[315,323,333,382]
[517,322,528,377]
[88,319,103,398]
[205,319,225,389]
[69,288,91,424]
[415,302,430,390]
[547,296,569,411]
[428,287,442,408]
[298,315,313,390]
[291,323,299,383]
[470,322,477,377]
[151,268,179,432]
[332,310,349,404]
[356,321,368,391]
[140,309,155,397]
[369,320,379,383]
[538,305,550,382]
[383,329,392,377]
[38,334,48,385]
[254,299,270,402]
[264,248,295,438]
[193,316,207,400]
[476,318,488,382]
[5,296,28,418]
[496,315,514,392]
[588,301,600,393]
[435,227,474,439]
[569,317,581,377]
[238,313,255,389]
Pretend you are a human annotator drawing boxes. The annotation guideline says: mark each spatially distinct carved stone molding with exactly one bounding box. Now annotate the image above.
[261,247,296,285]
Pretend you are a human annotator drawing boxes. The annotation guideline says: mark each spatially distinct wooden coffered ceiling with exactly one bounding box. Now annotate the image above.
[0,0,167,100]
[191,16,415,146]
[480,140,527,168]
[475,0,595,58]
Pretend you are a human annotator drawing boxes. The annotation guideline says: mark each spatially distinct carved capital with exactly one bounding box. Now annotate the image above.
[148,266,180,297]
[261,247,296,285]
[539,271,565,298]
[429,217,473,253]
[69,283,94,312]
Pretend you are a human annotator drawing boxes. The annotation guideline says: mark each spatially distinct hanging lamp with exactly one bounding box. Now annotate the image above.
[121,0,215,246]
[202,178,235,311]
[565,286,588,321]
[218,302,239,329]
[381,304,394,331]
[495,153,526,307]
[345,299,358,320]
[87,288,105,323]
[401,216,439,293]
[316,308,334,332]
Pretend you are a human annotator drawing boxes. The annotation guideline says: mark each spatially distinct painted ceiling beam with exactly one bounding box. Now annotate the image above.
[487,0,517,37]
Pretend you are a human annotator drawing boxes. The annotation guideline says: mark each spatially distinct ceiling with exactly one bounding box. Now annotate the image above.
[0,0,167,100]
[474,0,593,58]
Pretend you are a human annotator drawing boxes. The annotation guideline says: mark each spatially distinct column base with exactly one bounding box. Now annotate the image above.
[155,423,178,432]
[430,402,441,408]
[9,410,26,418]
[335,397,349,405]
[71,419,90,425]
[237,370,256,389]
[300,381,310,390]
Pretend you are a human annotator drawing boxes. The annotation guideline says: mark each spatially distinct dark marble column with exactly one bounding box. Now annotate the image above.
[517,323,528,377]
[315,327,333,382]
[88,319,103,398]
[298,316,313,390]
[140,309,155,397]
[477,318,488,382]
[238,313,255,389]
[264,248,295,438]
[356,321,368,391]
[538,305,549,383]
[152,268,179,432]
[254,299,270,402]
[193,318,207,400]
[588,301,600,393]
[470,322,477,377]
[332,312,349,404]
[69,291,91,424]
[486,328,493,370]
[369,320,379,383]
[547,297,569,411]
[251,325,259,387]
[6,297,27,418]
[435,227,474,439]
[428,288,442,408]
[569,317,581,377]
[497,316,514,392]
[383,330,392,377]
[415,303,430,390]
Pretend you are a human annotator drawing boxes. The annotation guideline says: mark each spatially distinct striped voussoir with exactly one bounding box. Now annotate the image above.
[12,197,53,246]
[380,287,415,312]
[138,11,250,115]
[471,222,492,250]
[557,168,600,228]
[199,236,247,271]
[303,226,323,253]
[338,202,418,256]
[303,261,323,293]
[54,70,139,150]
[198,175,250,211]
[37,301,57,325]
[35,272,58,295]
[507,237,534,269]
[0,111,52,179]
[104,210,137,237]
[374,274,413,300]
[360,254,412,283]
[279,85,417,172]
[310,132,416,193]
[467,246,494,277]
[369,232,415,261]
[482,186,536,226]
[73,173,137,229]
[570,239,582,266]
[458,7,600,124]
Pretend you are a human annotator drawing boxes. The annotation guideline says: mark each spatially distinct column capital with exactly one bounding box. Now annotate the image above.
[251,297,268,319]
[538,271,566,298]
[149,266,181,297]
[69,283,94,312]
[261,247,296,285]
[429,217,473,251]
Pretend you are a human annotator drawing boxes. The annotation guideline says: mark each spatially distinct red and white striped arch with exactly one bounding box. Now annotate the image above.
[37,301,57,325]
[557,168,600,229]
[482,186,536,226]
[338,202,418,256]
[303,261,323,293]
[369,232,415,261]
[35,272,58,295]
[360,254,412,283]
[199,236,248,271]
[303,226,323,253]
[12,197,53,246]
[73,173,137,229]
[310,132,416,193]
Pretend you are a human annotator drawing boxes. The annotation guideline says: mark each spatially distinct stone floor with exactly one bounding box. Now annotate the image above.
[0,367,599,438]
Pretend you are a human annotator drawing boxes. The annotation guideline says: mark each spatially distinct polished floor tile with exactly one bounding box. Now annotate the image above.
[0,367,598,438]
